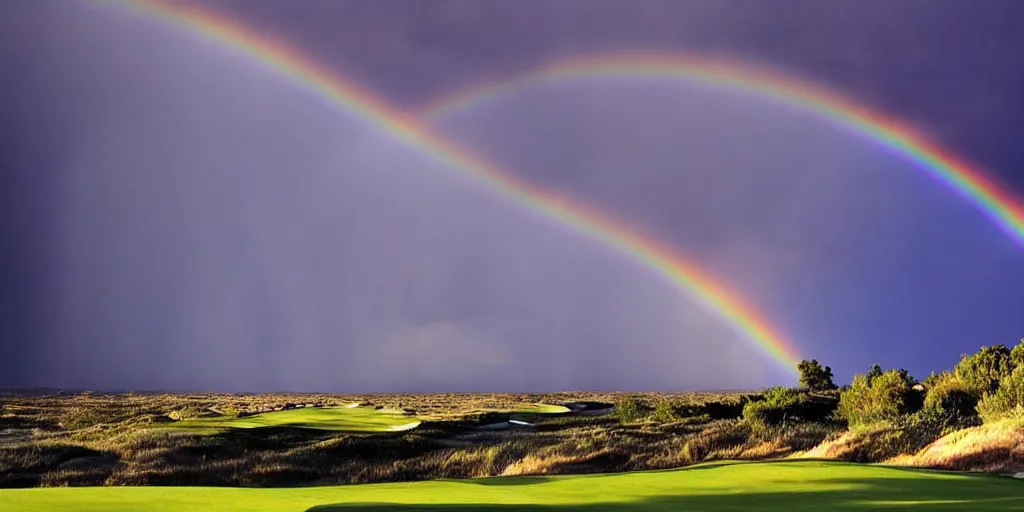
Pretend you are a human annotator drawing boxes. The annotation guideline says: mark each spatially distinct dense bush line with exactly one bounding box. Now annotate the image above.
[799,339,1024,430]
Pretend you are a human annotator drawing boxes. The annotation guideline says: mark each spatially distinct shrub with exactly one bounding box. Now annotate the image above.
[953,345,1014,396]
[797,359,837,391]
[679,421,752,463]
[841,414,955,462]
[742,400,780,435]
[838,369,921,427]
[922,372,978,420]
[795,391,842,422]
[61,408,108,430]
[220,405,242,418]
[888,413,957,457]
[922,372,944,389]
[757,386,795,405]
[651,399,681,423]
[699,398,748,420]
[779,421,845,451]
[741,387,838,436]
[614,396,646,423]
[743,387,798,435]
[1011,339,1024,369]
[976,365,1024,423]
[168,405,206,421]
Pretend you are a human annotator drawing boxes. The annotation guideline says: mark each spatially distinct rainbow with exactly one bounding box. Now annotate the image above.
[419,54,1024,246]
[103,0,808,376]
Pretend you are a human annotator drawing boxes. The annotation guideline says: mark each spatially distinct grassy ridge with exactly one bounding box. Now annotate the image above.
[162,407,421,434]
[3,461,1022,512]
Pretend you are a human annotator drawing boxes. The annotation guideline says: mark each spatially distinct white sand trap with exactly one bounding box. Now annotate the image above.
[388,421,422,432]
[345,403,361,408]
[508,419,534,427]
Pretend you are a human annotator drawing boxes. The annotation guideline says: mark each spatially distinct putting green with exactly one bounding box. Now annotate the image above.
[161,407,420,434]
[510,403,571,414]
[4,461,1022,511]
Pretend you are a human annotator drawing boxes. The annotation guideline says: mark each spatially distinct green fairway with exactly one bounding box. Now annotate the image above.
[3,461,1022,511]
[161,407,421,434]
[509,403,571,414]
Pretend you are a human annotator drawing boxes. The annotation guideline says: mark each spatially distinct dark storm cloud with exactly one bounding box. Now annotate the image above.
[4,2,774,392]
[1,0,1023,390]
[186,0,1024,187]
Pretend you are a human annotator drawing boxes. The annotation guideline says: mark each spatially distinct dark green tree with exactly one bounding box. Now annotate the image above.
[797,359,837,390]
[866,364,884,386]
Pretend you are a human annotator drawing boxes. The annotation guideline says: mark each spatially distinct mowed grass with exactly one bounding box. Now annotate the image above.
[162,407,420,434]
[510,403,572,414]
[4,461,1023,512]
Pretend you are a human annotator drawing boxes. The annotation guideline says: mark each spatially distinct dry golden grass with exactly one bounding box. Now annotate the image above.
[886,419,1024,473]
[3,390,1023,488]
[0,391,756,487]
[790,414,955,464]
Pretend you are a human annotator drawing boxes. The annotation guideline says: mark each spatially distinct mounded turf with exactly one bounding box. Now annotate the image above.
[4,461,1022,512]
[162,407,421,434]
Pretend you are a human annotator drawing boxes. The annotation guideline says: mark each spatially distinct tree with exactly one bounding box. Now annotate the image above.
[797,359,837,391]
[866,364,884,386]
[894,368,917,386]
[953,345,1013,396]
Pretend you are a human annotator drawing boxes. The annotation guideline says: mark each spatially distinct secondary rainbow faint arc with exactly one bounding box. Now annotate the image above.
[420,55,1024,247]
[108,0,803,375]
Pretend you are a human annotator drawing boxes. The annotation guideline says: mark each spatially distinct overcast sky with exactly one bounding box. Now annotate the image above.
[1,0,1022,392]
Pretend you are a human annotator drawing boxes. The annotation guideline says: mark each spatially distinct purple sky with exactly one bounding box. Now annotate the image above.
[1,0,1023,392]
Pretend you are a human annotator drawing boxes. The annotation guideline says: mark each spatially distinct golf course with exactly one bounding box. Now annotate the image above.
[161,406,422,434]
[4,1,1024,511]
[2,461,1021,511]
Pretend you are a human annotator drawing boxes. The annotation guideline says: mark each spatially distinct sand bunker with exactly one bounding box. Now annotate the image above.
[388,421,422,432]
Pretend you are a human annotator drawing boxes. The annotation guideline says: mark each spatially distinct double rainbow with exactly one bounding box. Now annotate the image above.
[102,0,1024,376]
